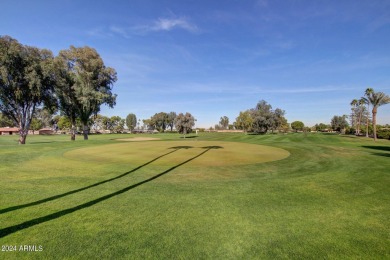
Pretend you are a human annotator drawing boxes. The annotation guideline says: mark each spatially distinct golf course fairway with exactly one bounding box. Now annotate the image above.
[0,133,389,259]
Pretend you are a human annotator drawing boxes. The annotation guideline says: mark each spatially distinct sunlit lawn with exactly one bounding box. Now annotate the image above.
[0,132,389,259]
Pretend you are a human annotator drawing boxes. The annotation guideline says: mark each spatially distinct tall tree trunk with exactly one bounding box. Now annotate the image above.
[18,129,27,144]
[357,109,363,135]
[366,104,370,138]
[18,114,31,145]
[71,122,76,141]
[83,123,89,140]
[372,107,377,141]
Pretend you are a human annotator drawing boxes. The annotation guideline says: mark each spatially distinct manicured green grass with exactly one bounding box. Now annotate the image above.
[0,133,389,259]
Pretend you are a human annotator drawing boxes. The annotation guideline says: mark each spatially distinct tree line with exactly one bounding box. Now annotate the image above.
[213,89,389,140]
[1,36,388,143]
[134,111,196,137]
[349,88,390,141]
[32,111,195,136]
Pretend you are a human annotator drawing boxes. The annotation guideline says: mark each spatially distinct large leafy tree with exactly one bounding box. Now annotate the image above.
[250,100,274,134]
[0,36,56,144]
[56,115,72,132]
[55,46,117,140]
[126,113,137,133]
[291,121,304,132]
[364,88,390,141]
[150,112,169,132]
[103,116,124,133]
[331,115,349,133]
[175,112,195,138]
[314,123,329,132]
[167,111,177,131]
[235,110,253,133]
[29,118,43,134]
[271,108,287,133]
[219,116,229,130]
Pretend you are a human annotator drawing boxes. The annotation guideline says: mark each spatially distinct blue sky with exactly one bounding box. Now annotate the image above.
[2,0,390,128]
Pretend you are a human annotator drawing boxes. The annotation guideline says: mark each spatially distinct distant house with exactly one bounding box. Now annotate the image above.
[0,127,19,135]
[38,128,54,135]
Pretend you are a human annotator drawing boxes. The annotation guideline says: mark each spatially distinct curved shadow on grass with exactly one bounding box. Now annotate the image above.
[362,146,390,152]
[0,147,216,238]
[0,147,190,215]
[372,152,390,157]
[179,135,198,139]
[201,146,223,149]
[169,146,193,150]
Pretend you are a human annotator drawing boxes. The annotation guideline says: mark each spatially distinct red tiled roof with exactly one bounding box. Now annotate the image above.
[0,127,19,132]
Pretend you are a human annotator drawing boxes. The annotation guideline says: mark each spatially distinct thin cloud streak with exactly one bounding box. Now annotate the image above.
[106,17,199,37]
[151,17,199,33]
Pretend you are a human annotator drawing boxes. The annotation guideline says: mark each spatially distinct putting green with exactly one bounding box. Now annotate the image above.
[64,141,290,167]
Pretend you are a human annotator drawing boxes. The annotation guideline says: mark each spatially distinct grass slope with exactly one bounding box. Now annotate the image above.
[0,133,389,259]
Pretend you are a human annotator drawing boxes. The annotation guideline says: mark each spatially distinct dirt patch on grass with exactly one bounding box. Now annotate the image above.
[115,137,161,142]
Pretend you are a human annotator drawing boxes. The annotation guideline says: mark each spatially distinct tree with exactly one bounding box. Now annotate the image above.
[126,113,137,133]
[219,116,229,130]
[91,114,106,133]
[167,112,177,131]
[271,108,287,133]
[350,99,358,133]
[110,116,125,133]
[314,123,329,132]
[363,88,373,138]
[0,36,56,144]
[33,108,55,128]
[175,112,195,138]
[364,88,390,141]
[55,46,117,140]
[0,113,14,127]
[291,121,304,132]
[142,119,154,131]
[235,110,253,133]
[331,115,349,133]
[30,118,43,134]
[101,116,123,133]
[150,112,169,132]
[251,100,274,134]
[56,116,72,132]
[350,98,367,135]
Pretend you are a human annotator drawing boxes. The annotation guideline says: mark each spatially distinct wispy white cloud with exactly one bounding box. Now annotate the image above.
[91,16,200,38]
[151,17,199,33]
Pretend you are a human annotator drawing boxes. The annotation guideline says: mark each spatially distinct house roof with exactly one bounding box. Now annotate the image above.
[39,128,53,131]
[0,127,19,132]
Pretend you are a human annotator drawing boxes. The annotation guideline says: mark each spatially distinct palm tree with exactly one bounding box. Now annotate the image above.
[363,88,373,138]
[350,98,367,135]
[364,88,390,141]
[350,99,358,134]
[357,98,366,135]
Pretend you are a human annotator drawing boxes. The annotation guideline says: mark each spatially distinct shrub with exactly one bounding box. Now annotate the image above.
[376,129,390,140]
